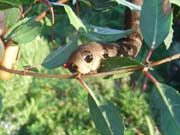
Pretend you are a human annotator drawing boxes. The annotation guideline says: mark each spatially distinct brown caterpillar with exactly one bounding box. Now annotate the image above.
[64,0,143,74]
[64,42,121,74]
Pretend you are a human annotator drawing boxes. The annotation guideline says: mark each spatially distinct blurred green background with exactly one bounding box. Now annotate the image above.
[0,1,172,135]
[0,37,154,135]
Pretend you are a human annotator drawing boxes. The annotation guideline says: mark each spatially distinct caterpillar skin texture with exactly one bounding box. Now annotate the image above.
[65,42,120,74]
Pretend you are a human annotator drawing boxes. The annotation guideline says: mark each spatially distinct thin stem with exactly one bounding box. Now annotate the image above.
[0,53,179,80]
[143,70,157,84]
[149,53,180,67]
[0,65,143,79]
[145,45,154,64]
[77,77,97,100]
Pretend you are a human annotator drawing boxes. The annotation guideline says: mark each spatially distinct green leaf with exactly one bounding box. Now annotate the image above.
[112,0,141,11]
[19,0,35,5]
[86,25,133,42]
[88,92,124,135]
[85,0,118,11]
[140,0,172,48]
[5,19,42,44]
[52,3,87,32]
[150,82,180,135]
[164,14,173,49]
[170,0,180,7]
[0,96,2,112]
[86,0,141,11]
[42,36,78,69]
[0,0,21,7]
[0,0,34,7]
[145,115,155,135]
[0,7,20,28]
[99,57,143,72]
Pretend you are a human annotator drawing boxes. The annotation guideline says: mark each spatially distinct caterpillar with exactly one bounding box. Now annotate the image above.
[64,0,143,74]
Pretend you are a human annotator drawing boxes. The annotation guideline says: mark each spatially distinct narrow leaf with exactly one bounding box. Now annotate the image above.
[42,36,78,69]
[150,82,180,135]
[140,0,171,48]
[52,3,87,32]
[86,25,133,42]
[88,92,124,135]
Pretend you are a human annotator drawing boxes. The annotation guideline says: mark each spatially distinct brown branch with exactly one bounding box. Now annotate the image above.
[149,53,180,67]
[0,53,179,80]
[77,77,97,100]
[0,65,143,79]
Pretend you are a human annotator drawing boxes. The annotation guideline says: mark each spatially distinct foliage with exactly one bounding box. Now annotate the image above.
[0,0,180,135]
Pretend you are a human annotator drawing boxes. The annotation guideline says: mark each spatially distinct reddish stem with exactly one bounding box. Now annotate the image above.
[145,45,154,64]
[143,70,157,85]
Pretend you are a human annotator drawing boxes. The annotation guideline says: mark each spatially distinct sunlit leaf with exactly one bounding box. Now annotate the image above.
[164,14,173,49]
[0,8,20,28]
[170,0,180,7]
[86,25,133,42]
[42,36,78,69]
[140,0,172,48]
[88,92,124,135]
[150,82,180,135]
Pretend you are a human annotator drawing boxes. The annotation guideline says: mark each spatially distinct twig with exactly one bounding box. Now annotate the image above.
[143,70,157,84]
[145,45,154,64]
[149,53,180,67]
[0,65,143,79]
[77,77,97,100]
[0,53,179,80]
[133,128,144,135]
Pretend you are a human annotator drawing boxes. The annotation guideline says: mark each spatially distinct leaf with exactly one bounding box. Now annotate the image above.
[0,7,20,28]
[5,19,42,44]
[86,0,141,11]
[112,0,141,11]
[88,92,124,135]
[145,115,155,135]
[52,3,87,32]
[0,0,34,7]
[170,0,180,7]
[42,36,78,69]
[85,0,118,11]
[86,25,133,42]
[140,0,172,48]
[99,57,143,72]
[164,13,173,49]
[0,0,21,7]
[0,96,2,112]
[150,82,180,135]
